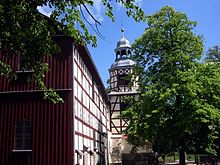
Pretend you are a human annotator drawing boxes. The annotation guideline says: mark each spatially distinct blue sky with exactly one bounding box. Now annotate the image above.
[38,0,220,86]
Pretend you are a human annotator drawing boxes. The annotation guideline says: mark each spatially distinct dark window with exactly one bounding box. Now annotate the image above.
[120,101,128,111]
[14,120,32,150]
[17,53,33,71]
[17,53,25,71]
[128,50,131,56]
[121,50,126,56]
[118,74,130,86]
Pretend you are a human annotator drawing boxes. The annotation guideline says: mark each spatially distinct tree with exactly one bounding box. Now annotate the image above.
[205,45,220,63]
[0,0,146,103]
[122,6,220,165]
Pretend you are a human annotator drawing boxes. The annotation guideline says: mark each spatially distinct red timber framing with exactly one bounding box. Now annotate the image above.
[73,45,110,165]
[0,35,74,165]
[0,36,110,165]
[109,92,136,135]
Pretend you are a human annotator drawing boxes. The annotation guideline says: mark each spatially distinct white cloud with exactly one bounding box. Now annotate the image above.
[37,1,142,22]
[37,6,52,17]
[93,0,102,12]
[134,0,143,7]
[86,0,104,23]
[37,2,104,24]
[87,0,143,23]
[116,0,143,11]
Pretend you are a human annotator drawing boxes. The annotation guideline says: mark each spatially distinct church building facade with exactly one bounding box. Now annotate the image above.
[0,35,110,165]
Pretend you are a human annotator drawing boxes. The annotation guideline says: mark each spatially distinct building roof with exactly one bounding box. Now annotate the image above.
[111,28,135,70]
[115,36,131,50]
[110,58,135,69]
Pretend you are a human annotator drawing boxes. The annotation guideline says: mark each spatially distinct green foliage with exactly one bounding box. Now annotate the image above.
[205,45,220,63]
[123,6,220,157]
[0,0,145,103]
[0,61,14,77]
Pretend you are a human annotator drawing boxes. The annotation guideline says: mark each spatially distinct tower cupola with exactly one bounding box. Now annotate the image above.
[114,28,132,61]
[111,28,134,69]
[109,27,137,92]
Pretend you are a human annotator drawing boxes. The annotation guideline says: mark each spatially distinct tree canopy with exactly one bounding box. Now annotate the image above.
[205,45,220,63]
[123,6,220,164]
[0,0,146,103]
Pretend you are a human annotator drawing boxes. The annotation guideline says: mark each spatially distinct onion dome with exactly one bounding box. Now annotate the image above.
[110,28,135,69]
[114,28,132,62]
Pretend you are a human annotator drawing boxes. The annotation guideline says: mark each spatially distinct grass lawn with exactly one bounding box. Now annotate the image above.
[165,153,195,163]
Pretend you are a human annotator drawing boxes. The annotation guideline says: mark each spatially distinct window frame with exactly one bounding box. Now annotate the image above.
[118,74,130,86]
[12,120,32,152]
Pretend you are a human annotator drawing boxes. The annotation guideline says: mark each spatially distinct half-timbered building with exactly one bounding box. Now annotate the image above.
[108,29,151,164]
[0,33,110,165]
[73,45,110,165]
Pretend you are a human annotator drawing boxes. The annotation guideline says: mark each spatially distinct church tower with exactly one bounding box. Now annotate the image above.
[109,28,138,93]
[108,29,138,164]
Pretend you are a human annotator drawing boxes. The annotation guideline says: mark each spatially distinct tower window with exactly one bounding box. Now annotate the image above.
[120,101,128,111]
[14,120,32,151]
[118,74,130,86]
[121,50,126,57]
[116,51,120,59]
[128,50,131,56]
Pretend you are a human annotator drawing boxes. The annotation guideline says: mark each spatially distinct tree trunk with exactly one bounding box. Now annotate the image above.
[179,149,186,165]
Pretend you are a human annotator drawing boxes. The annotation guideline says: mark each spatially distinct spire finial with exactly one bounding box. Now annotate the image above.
[121,16,125,38]
[121,28,125,38]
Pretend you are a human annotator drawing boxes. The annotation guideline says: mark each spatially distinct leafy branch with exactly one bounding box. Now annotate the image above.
[0,0,146,103]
